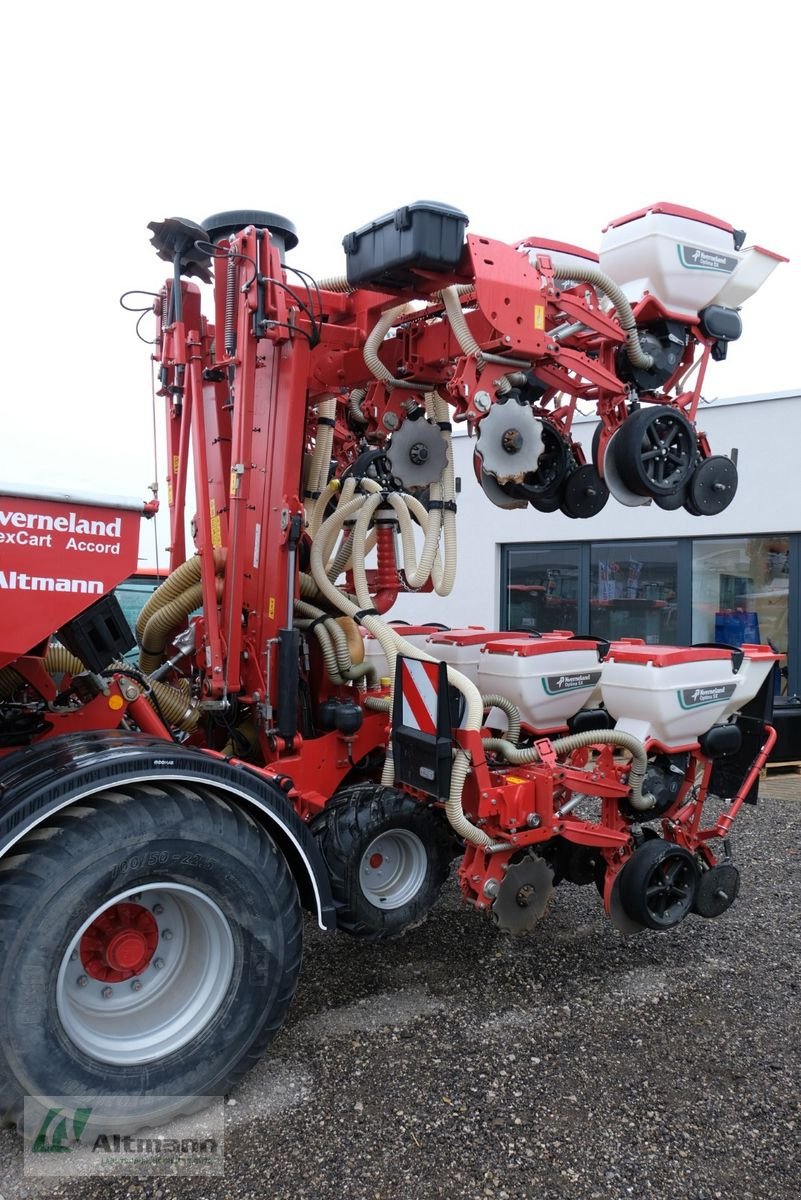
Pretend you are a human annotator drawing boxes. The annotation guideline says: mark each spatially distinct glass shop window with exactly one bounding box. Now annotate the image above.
[590,541,679,644]
[503,545,581,633]
[692,537,790,696]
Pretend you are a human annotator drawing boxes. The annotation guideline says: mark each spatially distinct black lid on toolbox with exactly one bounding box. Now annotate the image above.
[343,201,469,290]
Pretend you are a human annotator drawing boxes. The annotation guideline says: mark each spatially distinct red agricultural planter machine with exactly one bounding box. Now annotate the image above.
[0,200,786,1131]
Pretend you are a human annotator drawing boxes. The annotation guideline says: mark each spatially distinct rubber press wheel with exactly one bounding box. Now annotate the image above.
[311,784,453,940]
[614,405,697,498]
[618,838,699,930]
[0,784,303,1136]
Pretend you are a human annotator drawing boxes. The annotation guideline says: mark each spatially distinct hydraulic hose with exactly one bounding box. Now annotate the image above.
[548,258,655,371]
[482,728,654,811]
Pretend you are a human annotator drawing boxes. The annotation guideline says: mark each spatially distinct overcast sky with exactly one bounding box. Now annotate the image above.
[2,0,796,565]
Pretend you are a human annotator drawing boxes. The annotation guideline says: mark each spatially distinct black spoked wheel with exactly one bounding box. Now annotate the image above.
[618,838,699,930]
[0,784,303,1134]
[615,405,697,497]
[311,784,454,940]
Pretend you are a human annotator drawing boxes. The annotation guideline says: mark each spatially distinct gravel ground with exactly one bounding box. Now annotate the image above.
[1,775,799,1200]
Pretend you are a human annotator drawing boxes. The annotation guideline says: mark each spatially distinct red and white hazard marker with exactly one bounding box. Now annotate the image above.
[399,658,440,735]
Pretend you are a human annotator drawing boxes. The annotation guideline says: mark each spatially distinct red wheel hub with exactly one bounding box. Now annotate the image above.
[80,902,160,983]
[368,853,384,869]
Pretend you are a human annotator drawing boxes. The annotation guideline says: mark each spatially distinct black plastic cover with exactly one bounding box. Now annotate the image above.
[699,305,743,342]
[343,201,469,290]
[58,594,135,673]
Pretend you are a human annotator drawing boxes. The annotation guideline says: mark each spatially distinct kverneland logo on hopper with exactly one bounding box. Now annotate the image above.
[0,509,122,537]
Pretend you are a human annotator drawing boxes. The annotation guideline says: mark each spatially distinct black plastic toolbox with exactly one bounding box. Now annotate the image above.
[343,201,469,290]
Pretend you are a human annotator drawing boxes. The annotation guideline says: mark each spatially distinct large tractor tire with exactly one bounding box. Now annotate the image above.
[0,782,303,1134]
[311,783,454,941]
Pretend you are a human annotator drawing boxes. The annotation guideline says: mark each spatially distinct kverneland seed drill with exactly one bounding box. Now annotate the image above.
[0,201,786,1132]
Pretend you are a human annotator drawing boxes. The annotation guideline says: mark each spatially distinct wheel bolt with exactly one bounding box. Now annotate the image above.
[153,958,165,971]
[70,950,78,961]
[162,929,173,941]
[129,893,141,903]
[77,975,88,988]
[102,987,113,999]
[152,903,164,915]
[130,979,142,992]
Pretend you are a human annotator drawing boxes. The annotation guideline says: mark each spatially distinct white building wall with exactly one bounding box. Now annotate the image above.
[391,391,801,629]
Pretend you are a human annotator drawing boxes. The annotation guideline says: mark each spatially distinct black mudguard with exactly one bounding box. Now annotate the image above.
[0,730,337,929]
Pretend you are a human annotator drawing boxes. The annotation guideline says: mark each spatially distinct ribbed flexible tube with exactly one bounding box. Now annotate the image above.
[480,695,521,745]
[305,395,337,502]
[139,582,205,675]
[135,556,202,641]
[309,478,341,538]
[309,495,499,848]
[0,647,86,699]
[317,276,354,293]
[441,286,485,368]
[349,387,368,425]
[482,728,654,811]
[149,677,200,731]
[295,600,376,685]
[427,391,457,595]
[363,303,416,386]
[548,258,654,371]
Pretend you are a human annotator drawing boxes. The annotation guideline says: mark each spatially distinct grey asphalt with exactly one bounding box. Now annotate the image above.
[1,775,799,1200]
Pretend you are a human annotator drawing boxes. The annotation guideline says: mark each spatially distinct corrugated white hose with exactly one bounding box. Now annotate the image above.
[309,478,341,538]
[441,286,485,368]
[482,729,654,811]
[317,276,354,293]
[349,387,368,425]
[364,303,417,385]
[359,475,445,593]
[310,493,499,849]
[295,599,376,685]
[311,476,355,542]
[549,259,654,371]
[480,695,521,744]
[382,490,443,591]
[295,616,346,684]
[309,395,337,498]
[428,391,457,595]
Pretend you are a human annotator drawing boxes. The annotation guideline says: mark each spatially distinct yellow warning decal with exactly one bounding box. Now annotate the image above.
[229,470,239,497]
[173,454,180,475]
[504,775,528,785]
[210,499,222,549]
[268,597,276,619]
[167,482,173,507]
[534,305,545,330]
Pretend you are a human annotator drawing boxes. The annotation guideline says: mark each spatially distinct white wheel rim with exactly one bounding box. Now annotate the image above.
[56,882,235,1066]
[358,829,428,910]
